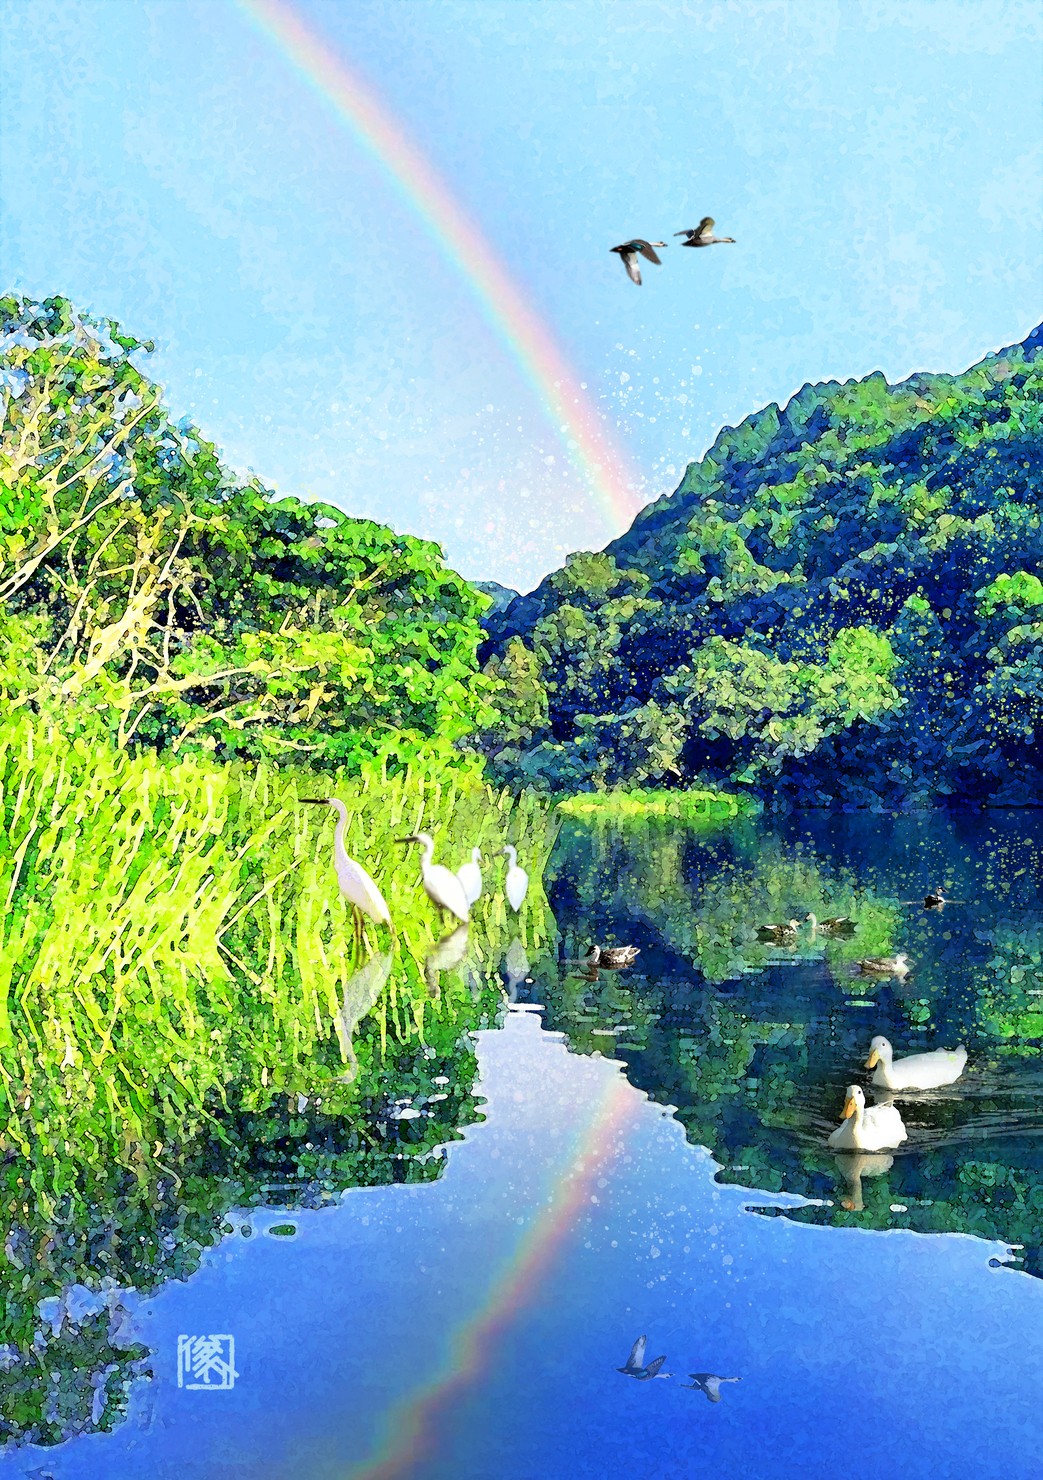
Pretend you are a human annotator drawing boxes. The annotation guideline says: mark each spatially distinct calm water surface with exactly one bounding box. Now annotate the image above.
[3,811,1042,1478]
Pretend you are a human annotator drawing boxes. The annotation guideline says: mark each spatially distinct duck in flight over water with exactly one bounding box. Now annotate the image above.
[684,1373,741,1402]
[611,239,667,285]
[617,1335,671,1379]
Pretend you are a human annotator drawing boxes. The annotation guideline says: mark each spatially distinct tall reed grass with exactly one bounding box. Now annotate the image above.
[0,712,559,1440]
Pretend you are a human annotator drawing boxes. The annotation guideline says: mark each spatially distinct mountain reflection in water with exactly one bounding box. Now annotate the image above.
[541,809,1043,1278]
[3,1005,1038,1480]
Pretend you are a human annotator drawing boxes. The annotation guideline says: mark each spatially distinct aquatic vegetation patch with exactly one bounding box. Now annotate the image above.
[555,787,755,823]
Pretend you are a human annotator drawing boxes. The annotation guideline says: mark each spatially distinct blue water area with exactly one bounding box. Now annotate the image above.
[4,1003,1040,1480]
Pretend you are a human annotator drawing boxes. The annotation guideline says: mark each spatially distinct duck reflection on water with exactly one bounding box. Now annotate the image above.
[683,1373,742,1403]
[834,1151,895,1212]
[617,1334,670,1381]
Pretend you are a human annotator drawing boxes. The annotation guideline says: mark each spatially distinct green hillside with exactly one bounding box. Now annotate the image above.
[0,294,495,770]
[481,325,1043,807]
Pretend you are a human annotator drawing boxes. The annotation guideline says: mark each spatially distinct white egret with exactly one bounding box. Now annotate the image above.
[456,847,483,907]
[301,798,392,940]
[501,845,529,912]
[399,832,470,924]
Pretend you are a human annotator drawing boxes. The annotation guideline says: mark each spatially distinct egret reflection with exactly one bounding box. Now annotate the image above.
[333,951,393,1082]
[424,923,470,996]
[503,937,531,1003]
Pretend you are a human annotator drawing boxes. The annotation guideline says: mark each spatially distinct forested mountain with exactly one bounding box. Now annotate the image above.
[481,325,1043,806]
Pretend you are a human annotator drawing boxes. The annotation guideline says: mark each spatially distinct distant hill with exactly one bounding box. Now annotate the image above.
[473,580,520,618]
[481,325,1043,807]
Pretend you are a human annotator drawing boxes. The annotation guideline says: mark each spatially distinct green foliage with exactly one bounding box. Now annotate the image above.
[0,293,565,1442]
[482,325,1043,804]
[480,636,550,748]
[0,295,493,772]
[556,787,754,823]
[0,708,557,1441]
[977,570,1043,617]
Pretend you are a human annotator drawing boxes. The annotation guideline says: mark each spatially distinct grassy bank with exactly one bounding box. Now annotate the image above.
[0,712,558,1442]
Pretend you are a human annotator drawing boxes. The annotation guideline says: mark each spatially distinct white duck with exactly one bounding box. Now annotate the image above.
[865,1035,967,1091]
[501,845,529,912]
[456,847,483,907]
[827,1084,907,1152]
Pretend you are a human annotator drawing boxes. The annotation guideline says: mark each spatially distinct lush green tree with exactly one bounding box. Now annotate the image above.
[0,295,494,770]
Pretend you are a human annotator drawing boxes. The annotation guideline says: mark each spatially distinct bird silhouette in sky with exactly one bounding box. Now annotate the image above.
[611,239,667,285]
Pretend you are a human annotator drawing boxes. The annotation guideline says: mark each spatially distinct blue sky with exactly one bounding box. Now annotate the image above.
[2,0,1041,590]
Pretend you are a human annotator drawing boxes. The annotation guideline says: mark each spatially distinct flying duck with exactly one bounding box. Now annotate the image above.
[611,239,666,285]
[675,217,735,247]
[617,1335,671,1380]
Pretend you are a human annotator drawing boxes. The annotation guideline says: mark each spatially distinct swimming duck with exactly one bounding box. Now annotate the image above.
[683,1373,741,1403]
[865,1035,967,1091]
[901,890,956,910]
[674,217,735,248]
[617,1335,670,1380]
[827,1084,908,1152]
[611,239,666,285]
[856,952,911,978]
[584,944,640,969]
[756,919,800,943]
[805,912,857,936]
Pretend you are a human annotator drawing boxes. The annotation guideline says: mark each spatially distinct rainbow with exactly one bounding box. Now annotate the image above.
[232,0,643,536]
[347,1071,636,1479]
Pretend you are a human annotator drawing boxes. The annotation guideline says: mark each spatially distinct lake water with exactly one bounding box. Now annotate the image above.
[3,811,1042,1477]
